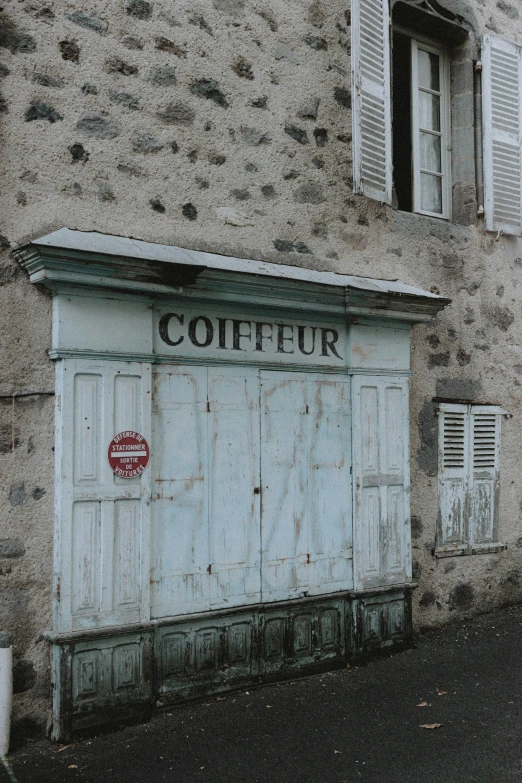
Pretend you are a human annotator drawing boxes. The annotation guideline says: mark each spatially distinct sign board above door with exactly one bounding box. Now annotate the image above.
[156,308,345,366]
[13,228,451,371]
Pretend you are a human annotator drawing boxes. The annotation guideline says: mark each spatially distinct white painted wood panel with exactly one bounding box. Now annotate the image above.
[353,376,410,589]
[438,404,469,551]
[71,502,100,616]
[56,359,151,633]
[208,367,261,609]
[482,35,522,235]
[470,407,500,545]
[153,366,353,616]
[307,376,352,593]
[151,366,210,617]
[351,0,392,203]
[261,372,308,601]
[261,371,353,602]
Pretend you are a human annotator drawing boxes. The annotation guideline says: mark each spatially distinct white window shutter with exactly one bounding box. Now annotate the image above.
[351,0,392,204]
[352,375,410,589]
[482,35,522,235]
[469,406,501,546]
[437,404,469,550]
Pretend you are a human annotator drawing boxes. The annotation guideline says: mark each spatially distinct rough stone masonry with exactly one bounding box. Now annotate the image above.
[1,0,522,739]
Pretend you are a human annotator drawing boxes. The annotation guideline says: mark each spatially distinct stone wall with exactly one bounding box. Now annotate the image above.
[2,0,522,736]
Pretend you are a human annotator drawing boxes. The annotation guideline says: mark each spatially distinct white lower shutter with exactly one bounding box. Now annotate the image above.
[470,406,501,548]
[56,359,152,633]
[437,404,503,554]
[437,404,469,552]
[352,0,392,203]
[352,375,410,589]
[482,35,522,234]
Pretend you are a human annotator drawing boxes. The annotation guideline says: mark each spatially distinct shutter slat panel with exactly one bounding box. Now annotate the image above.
[438,405,469,549]
[443,411,465,469]
[483,35,522,234]
[472,414,497,469]
[470,409,501,545]
[352,0,392,203]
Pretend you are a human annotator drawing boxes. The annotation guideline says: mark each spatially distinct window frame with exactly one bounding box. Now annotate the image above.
[410,37,452,220]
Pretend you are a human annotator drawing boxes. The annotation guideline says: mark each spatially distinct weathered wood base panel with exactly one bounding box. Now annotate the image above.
[51,588,413,741]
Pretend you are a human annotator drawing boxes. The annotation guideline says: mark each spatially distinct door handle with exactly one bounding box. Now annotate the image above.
[253,487,260,495]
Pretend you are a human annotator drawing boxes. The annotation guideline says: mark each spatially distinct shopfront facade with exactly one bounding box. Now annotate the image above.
[14,229,448,739]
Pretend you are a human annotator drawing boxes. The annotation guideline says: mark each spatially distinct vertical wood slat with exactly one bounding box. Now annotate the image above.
[482,35,522,234]
[150,366,210,618]
[352,375,410,589]
[207,367,261,609]
[438,405,469,549]
[470,406,501,546]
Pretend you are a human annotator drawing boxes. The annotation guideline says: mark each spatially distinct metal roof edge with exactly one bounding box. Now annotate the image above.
[14,227,451,314]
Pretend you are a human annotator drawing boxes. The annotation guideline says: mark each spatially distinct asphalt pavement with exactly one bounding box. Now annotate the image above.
[3,605,522,783]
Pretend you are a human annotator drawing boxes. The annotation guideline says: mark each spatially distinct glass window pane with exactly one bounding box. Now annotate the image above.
[421,173,442,213]
[420,132,441,172]
[418,49,440,91]
[419,91,441,131]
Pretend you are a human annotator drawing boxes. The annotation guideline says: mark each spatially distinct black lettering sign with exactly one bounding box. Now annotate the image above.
[321,328,342,359]
[217,317,228,349]
[276,323,294,354]
[158,312,343,361]
[255,322,273,352]
[188,316,214,348]
[232,320,252,351]
[297,325,316,356]
[158,313,184,346]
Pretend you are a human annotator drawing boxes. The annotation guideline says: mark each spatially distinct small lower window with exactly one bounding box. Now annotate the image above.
[392,31,451,219]
[436,403,505,557]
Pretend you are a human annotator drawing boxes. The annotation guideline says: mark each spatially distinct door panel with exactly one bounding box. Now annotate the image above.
[260,373,308,600]
[151,367,210,617]
[261,371,353,602]
[57,359,150,633]
[208,367,261,609]
[353,375,410,589]
[307,377,352,593]
[153,365,354,617]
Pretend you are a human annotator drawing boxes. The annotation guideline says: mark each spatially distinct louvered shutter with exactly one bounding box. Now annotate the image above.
[482,35,522,235]
[351,0,392,203]
[437,404,469,552]
[470,406,500,548]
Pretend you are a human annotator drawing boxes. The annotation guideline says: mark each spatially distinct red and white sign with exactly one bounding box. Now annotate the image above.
[108,431,150,478]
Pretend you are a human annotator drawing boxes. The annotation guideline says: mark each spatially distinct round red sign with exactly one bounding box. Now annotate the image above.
[108,431,150,479]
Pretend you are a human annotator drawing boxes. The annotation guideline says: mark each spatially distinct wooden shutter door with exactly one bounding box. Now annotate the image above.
[56,359,151,633]
[437,404,469,553]
[306,375,353,594]
[482,35,522,234]
[470,406,500,549]
[207,366,261,609]
[260,371,308,602]
[151,366,210,617]
[352,0,392,203]
[352,375,410,589]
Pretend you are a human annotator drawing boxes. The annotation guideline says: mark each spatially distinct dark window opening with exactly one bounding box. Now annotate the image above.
[392,31,413,213]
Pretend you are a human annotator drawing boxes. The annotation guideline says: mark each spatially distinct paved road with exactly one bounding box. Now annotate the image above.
[3,605,522,783]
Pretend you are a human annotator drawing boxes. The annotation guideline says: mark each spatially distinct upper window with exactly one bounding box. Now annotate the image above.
[352,0,522,235]
[392,32,451,218]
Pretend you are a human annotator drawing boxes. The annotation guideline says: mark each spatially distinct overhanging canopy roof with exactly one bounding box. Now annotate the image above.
[13,228,451,322]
